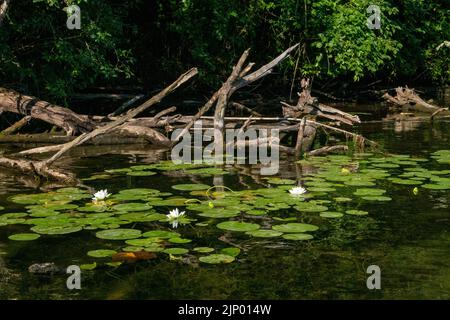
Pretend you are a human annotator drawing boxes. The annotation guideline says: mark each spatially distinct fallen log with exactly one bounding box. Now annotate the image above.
[382,87,450,116]
[0,116,31,135]
[307,145,348,157]
[0,68,198,181]
[0,88,96,135]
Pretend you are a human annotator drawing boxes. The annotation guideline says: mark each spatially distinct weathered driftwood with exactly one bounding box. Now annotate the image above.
[382,87,450,117]
[0,116,31,135]
[0,88,96,135]
[281,79,361,125]
[307,145,348,157]
[0,68,198,181]
[173,44,299,144]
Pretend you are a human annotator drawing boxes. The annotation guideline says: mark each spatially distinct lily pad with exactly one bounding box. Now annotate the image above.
[142,230,180,238]
[113,203,152,212]
[31,225,82,235]
[199,254,235,264]
[282,233,314,241]
[345,210,369,216]
[320,212,344,218]
[193,247,215,253]
[127,171,157,176]
[216,221,260,232]
[163,248,188,255]
[8,233,40,241]
[245,229,283,238]
[272,223,318,233]
[172,184,210,191]
[221,247,241,257]
[96,228,142,240]
[80,262,97,270]
[87,249,117,258]
[168,237,192,244]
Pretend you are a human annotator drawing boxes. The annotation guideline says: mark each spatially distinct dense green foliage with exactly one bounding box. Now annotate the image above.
[0,0,448,100]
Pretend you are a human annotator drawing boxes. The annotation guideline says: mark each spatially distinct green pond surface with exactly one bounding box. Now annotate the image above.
[0,118,449,299]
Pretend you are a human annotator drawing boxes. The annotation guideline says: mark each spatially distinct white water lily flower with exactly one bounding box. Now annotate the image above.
[166,208,185,228]
[289,186,307,196]
[92,189,111,202]
[166,208,185,220]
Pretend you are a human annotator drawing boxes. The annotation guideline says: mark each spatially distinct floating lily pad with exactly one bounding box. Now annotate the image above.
[345,210,369,216]
[216,221,260,232]
[80,262,97,270]
[245,229,283,238]
[96,228,142,240]
[123,246,145,252]
[8,233,40,241]
[87,249,117,258]
[142,230,180,238]
[294,203,328,212]
[163,248,188,255]
[125,238,162,246]
[422,184,450,190]
[272,223,318,233]
[353,188,386,196]
[31,225,82,235]
[199,254,235,264]
[361,196,392,201]
[168,237,192,244]
[172,184,210,191]
[334,197,353,203]
[221,247,241,257]
[193,247,215,253]
[320,212,344,218]
[282,233,314,241]
[127,171,157,176]
[113,203,152,212]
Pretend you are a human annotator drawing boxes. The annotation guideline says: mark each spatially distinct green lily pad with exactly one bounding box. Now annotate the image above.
[245,229,283,238]
[96,228,142,240]
[31,225,82,235]
[168,237,192,244]
[123,246,144,252]
[193,247,215,253]
[80,262,97,270]
[422,184,450,190]
[334,197,353,203]
[282,233,314,241]
[87,249,117,258]
[127,171,157,176]
[345,210,369,216]
[199,254,235,264]
[8,233,40,241]
[142,230,180,238]
[216,221,260,232]
[353,188,386,196]
[361,196,392,201]
[272,223,318,233]
[221,247,241,257]
[172,184,210,191]
[163,248,188,255]
[320,212,344,218]
[125,238,162,246]
[113,203,152,212]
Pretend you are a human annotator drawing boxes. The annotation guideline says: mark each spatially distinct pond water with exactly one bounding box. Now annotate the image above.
[0,105,449,300]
